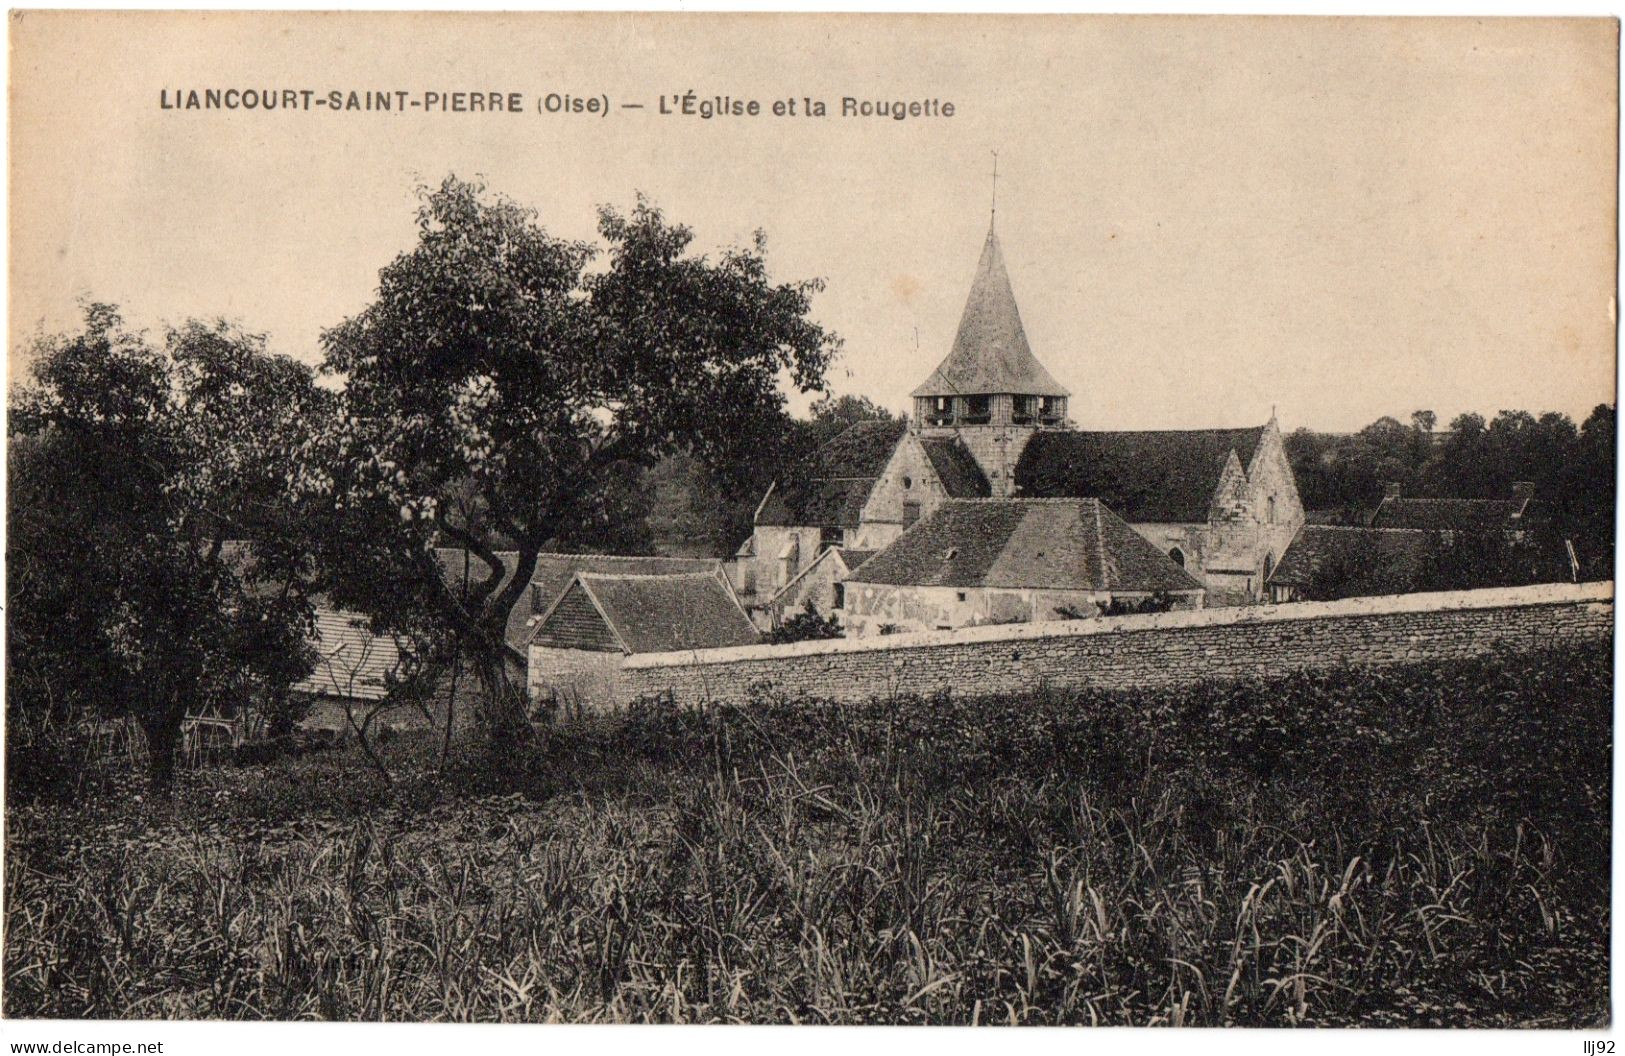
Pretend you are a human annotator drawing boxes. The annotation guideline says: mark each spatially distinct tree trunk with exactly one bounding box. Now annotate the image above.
[469,638,533,744]
[141,711,182,793]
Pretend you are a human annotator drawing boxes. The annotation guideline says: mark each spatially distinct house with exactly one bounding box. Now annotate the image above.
[737,420,991,617]
[527,570,759,711]
[758,545,876,629]
[1267,517,1576,603]
[736,215,1307,614]
[289,549,722,731]
[841,497,1205,636]
[1264,525,1433,603]
[1368,481,1540,533]
[497,551,727,643]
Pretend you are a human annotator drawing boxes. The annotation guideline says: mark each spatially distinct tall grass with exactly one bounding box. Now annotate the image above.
[3,643,1610,1024]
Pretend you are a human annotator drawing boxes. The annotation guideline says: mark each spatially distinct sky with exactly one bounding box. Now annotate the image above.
[9,12,1618,433]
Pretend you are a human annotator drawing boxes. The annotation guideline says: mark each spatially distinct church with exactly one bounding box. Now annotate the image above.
[731,217,1305,629]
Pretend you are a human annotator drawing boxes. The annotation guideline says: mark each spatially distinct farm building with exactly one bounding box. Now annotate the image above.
[292,550,723,731]
[753,545,876,630]
[528,569,759,711]
[841,497,1205,636]
[1367,481,1541,533]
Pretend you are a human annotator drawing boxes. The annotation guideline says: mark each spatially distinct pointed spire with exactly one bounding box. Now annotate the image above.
[911,224,1069,399]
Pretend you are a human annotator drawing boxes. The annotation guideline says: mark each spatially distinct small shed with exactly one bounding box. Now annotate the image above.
[527,570,760,712]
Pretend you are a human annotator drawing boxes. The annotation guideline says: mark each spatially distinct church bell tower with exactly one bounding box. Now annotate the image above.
[911,220,1069,497]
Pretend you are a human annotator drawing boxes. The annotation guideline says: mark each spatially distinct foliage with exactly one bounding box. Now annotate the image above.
[764,600,844,644]
[7,306,319,791]
[1296,527,1573,602]
[1055,591,1178,619]
[302,177,840,727]
[1284,405,1614,578]
[4,644,1609,1024]
[806,392,898,448]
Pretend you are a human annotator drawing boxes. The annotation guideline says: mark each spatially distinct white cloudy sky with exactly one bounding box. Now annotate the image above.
[9,12,1617,432]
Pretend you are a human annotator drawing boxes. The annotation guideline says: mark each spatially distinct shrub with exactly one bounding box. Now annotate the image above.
[764,599,844,644]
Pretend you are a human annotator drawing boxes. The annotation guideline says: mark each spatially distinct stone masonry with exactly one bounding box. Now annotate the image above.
[615,581,1613,706]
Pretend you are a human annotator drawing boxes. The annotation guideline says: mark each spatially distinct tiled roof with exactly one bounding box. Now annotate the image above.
[434,548,722,650]
[1369,498,1524,532]
[849,498,1203,594]
[1268,526,1431,588]
[1015,427,1267,523]
[919,436,991,498]
[837,548,877,570]
[291,607,403,701]
[911,228,1069,399]
[558,570,759,654]
[757,419,908,527]
[819,419,909,477]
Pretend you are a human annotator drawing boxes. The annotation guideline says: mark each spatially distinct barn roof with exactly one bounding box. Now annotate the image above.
[537,570,759,654]
[1015,426,1267,523]
[911,227,1069,399]
[849,498,1203,594]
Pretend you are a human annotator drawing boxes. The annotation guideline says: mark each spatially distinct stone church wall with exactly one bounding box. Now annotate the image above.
[611,581,1611,707]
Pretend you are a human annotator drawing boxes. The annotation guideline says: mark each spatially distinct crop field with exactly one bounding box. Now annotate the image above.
[3,643,1611,1024]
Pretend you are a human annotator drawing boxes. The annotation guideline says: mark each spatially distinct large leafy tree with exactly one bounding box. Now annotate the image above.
[308,177,839,721]
[8,307,320,791]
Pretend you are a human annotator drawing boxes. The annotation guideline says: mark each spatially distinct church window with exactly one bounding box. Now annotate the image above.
[901,475,912,490]
[956,591,967,602]
[961,395,991,425]
[927,396,953,426]
[1169,547,1186,568]
[820,526,843,551]
[833,582,845,609]
[1039,396,1064,425]
[903,501,921,527]
[1267,496,1277,524]
[1013,395,1038,425]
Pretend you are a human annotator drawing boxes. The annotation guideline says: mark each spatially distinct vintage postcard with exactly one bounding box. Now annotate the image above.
[4,10,1616,1040]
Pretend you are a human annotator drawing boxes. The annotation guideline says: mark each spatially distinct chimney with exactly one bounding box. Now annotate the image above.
[1382,482,1402,501]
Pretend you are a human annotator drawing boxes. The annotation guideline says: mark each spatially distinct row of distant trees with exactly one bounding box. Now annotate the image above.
[7,176,844,794]
[1285,407,1615,579]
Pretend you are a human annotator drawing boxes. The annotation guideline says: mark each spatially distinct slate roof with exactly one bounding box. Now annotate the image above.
[1368,497,1525,532]
[837,548,877,570]
[912,228,1069,399]
[757,419,909,527]
[1014,427,1268,523]
[919,436,992,498]
[849,498,1204,594]
[1267,526,1431,588]
[541,570,759,654]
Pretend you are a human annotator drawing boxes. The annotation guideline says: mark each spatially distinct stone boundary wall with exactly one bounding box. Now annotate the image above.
[618,581,1614,704]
